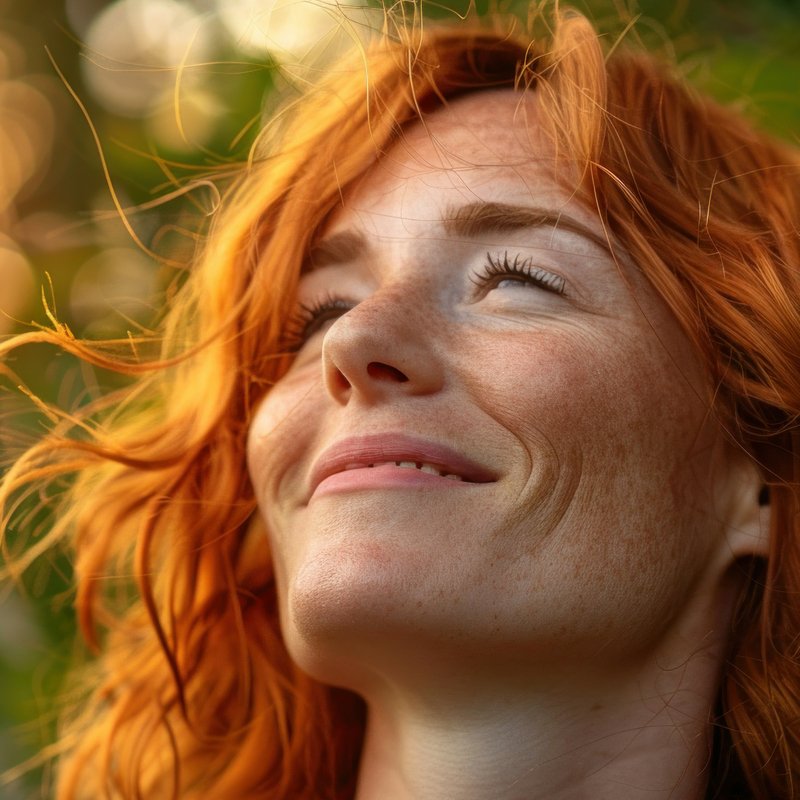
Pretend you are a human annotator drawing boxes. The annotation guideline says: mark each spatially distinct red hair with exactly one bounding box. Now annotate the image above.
[2,6,799,798]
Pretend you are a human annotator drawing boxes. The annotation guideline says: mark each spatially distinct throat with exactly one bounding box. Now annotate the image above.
[353,671,716,800]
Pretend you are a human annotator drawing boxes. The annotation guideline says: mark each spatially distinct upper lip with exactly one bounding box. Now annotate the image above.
[308,433,497,498]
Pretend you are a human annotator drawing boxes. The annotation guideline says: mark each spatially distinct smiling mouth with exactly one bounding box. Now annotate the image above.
[343,460,465,481]
[308,434,497,501]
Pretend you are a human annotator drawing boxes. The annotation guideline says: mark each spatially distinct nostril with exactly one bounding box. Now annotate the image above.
[367,362,409,382]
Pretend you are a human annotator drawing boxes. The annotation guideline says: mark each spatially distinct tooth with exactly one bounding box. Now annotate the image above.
[349,459,464,478]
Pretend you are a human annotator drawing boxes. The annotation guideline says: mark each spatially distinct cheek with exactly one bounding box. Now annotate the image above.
[484,322,707,476]
[468,326,719,626]
[584,340,718,581]
[246,370,323,560]
[247,364,321,483]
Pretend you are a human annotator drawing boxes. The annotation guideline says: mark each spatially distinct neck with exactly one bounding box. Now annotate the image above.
[353,647,721,800]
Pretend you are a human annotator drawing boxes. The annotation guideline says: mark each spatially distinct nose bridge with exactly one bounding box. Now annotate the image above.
[321,273,444,403]
[350,273,434,333]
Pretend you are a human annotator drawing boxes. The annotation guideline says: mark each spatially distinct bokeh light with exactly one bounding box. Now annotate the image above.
[0,25,59,335]
[82,0,212,117]
[0,78,55,214]
[215,0,377,61]
[0,235,35,336]
[68,245,160,334]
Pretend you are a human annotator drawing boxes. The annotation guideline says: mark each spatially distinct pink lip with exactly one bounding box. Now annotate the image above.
[308,434,496,500]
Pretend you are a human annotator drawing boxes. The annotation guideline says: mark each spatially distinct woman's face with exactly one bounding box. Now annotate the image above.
[247,90,752,688]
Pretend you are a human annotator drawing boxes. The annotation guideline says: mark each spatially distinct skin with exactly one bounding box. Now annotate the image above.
[246,90,767,799]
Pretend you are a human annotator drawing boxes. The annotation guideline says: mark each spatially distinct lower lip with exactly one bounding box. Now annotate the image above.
[312,464,475,499]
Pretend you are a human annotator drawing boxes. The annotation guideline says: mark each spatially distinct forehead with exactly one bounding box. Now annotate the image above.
[331,89,585,234]
[391,88,546,171]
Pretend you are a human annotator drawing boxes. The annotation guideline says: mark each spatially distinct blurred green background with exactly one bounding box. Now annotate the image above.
[0,0,798,796]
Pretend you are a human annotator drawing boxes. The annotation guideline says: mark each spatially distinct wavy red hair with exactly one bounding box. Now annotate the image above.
[2,5,799,799]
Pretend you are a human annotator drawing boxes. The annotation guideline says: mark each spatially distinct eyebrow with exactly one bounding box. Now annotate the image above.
[306,201,610,271]
[442,201,611,253]
[307,229,367,271]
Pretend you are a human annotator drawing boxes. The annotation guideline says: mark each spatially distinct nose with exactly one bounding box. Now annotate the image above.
[321,285,445,405]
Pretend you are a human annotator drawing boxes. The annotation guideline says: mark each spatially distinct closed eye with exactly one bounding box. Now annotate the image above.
[471,252,566,297]
[283,294,354,351]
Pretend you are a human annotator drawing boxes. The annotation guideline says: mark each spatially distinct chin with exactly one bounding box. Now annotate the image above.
[278,542,412,682]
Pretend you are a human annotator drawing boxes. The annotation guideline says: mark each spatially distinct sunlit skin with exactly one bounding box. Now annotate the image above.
[247,91,767,799]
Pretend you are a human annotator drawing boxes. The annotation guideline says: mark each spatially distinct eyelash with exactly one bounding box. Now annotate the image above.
[283,251,566,351]
[283,292,352,352]
[471,252,566,297]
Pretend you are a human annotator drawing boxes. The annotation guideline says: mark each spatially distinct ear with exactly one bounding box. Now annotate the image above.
[718,454,771,562]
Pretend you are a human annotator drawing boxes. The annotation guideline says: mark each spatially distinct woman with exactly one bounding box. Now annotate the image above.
[2,5,799,799]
